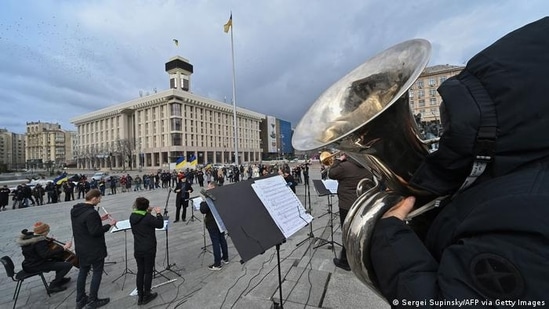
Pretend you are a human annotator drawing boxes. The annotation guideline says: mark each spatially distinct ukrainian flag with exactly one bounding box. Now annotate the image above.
[205,163,212,170]
[176,156,186,169]
[54,172,68,185]
[189,154,197,166]
[224,13,232,33]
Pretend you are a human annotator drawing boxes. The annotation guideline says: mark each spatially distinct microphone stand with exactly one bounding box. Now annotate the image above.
[156,188,182,278]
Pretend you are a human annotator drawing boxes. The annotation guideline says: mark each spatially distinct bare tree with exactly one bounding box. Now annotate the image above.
[116,138,135,171]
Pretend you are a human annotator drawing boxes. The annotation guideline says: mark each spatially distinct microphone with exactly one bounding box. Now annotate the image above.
[200,188,216,201]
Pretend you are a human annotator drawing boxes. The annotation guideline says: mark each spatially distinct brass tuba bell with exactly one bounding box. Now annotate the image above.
[292,39,435,299]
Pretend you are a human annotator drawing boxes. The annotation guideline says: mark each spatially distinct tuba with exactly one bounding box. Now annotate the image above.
[292,39,436,298]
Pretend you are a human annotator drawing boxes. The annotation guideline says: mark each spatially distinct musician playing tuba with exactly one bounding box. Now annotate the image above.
[16,221,73,293]
[371,17,549,304]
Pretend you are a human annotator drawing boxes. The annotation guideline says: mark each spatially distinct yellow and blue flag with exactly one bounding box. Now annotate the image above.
[176,156,186,169]
[224,14,232,33]
[54,172,68,185]
[189,154,197,166]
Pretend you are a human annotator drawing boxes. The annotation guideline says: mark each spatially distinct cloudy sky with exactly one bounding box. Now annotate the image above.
[0,0,546,134]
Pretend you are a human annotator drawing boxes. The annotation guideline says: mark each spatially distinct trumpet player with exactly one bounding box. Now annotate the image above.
[326,152,373,271]
[371,17,549,304]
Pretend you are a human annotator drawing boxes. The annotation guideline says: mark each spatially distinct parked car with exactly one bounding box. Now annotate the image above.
[91,172,108,181]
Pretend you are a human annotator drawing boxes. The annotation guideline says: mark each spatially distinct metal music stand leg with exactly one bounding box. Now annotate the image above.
[186,203,201,225]
[271,244,285,309]
[313,195,342,254]
[197,215,212,262]
[112,229,135,289]
[156,227,183,277]
[295,181,323,249]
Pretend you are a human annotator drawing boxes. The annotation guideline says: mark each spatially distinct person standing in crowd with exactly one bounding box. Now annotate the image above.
[217,169,225,186]
[196,169,205,187]
[63,181,72,202]
[0,184,10,210]
[71,189,116,309]
[280,169,297,193]
[32,183,45,206]
[16,222,73,293]
[200,182,229,270]
[130,197,164,305]
[109,176,117,195]
[371,18,549,304]
[328,153,372,271]
[173,174,193,222]
[134,175,143,191]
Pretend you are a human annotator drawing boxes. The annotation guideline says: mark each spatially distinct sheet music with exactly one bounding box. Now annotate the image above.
[110,219,131,233]
[251,175,313,239]
[111,217,167,232]
[190,196,203,211]
[322,179,338,194]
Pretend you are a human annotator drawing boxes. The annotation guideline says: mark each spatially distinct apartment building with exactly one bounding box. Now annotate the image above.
[409,64,464,123]
[0,129,25,171]
[25,121,74,169]
[71,56,265,171]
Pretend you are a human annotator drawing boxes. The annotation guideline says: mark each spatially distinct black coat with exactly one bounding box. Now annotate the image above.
[129,211,164,255]
[70,203,111,266]
[175,180,193,206]
[327,158,372,210]
[371,17,549,304]
[17,233,64,271]
[199,201,218,230]
[0,186,10,206]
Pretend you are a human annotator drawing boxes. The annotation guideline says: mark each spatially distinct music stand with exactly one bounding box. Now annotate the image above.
[295,173,319,249]
[187,196,202,224]
[188,196,212,262]
[311,180,341,254]
[110,220,135,289]
[204,174,313,309]
[156,189,183,277]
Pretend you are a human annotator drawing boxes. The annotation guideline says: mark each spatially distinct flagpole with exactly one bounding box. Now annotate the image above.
[229,15,239,166]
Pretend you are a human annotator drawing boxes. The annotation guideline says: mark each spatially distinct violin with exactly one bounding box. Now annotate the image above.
[47,237,79,268]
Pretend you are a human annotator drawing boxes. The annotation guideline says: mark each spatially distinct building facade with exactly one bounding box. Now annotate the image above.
[71,56,265,171]
[24,121,74,170]
[260,116,293,160]
[0,129,26,171]
[409,64,464,124]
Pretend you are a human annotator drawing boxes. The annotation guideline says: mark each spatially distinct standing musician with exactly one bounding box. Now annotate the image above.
[130,197,163,305]
[327,153,373,271]
[200,182,229,270]
[173,173,193,222]
[16,222,73,293]
[371,18,549,304]
[71,189,116,309]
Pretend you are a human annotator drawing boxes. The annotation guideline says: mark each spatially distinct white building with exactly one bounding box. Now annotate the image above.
[71,56,265,171]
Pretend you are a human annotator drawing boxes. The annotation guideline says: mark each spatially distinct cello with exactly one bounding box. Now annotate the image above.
[47,237,79,268]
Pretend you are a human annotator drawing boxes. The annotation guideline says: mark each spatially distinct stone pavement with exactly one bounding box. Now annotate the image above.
[0,165,390,309]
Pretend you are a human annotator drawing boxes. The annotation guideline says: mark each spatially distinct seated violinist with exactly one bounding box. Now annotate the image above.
[16,221,73,293]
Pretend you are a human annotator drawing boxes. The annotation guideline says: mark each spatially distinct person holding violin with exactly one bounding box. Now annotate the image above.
[130,197,164,305]
[16,221,73,293]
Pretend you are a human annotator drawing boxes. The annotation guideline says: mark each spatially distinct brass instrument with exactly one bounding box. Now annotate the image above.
[319,151,340,166]
[292,39,436,299]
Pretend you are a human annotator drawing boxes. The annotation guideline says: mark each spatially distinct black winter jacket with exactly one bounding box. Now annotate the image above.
[129,210,164,255]
[328,158,372,210]
[17,232,64,271]
[70,203,111,266]
[199,201,218,231]
[371,17,549,306]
